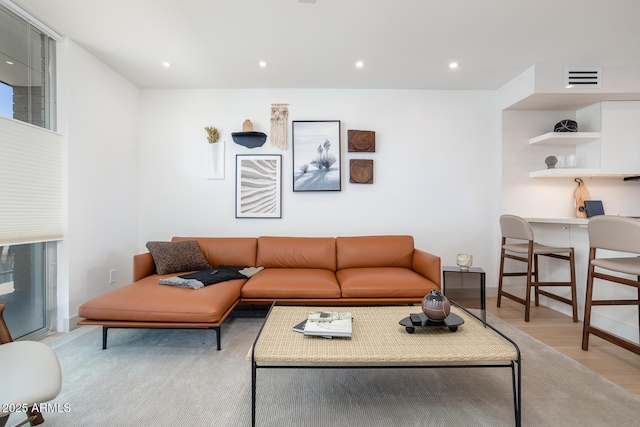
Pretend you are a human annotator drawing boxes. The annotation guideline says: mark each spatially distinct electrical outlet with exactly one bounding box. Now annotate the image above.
[109,269,116,284]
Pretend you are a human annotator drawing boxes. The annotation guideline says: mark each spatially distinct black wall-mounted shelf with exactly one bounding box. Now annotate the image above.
[232,132,267,148]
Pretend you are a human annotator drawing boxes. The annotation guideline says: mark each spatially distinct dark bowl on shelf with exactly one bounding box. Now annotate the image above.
[232,131,267,148]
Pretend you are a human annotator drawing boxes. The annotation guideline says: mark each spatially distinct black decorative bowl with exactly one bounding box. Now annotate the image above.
[232,131,267,148]
[554,119,578,132]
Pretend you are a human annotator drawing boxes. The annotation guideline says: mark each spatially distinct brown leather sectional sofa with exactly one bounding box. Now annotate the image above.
[77,235,441,350]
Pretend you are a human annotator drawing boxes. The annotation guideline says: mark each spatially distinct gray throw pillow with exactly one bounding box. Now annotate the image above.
[146,240,211,275]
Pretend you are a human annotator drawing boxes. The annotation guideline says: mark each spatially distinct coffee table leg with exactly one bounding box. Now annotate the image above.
[511,360,522,427]
[481,272,487,326]
[517,360,522,427]
[252,361,257,427]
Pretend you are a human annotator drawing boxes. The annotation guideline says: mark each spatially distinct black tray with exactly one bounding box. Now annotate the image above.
[399,312,464,333]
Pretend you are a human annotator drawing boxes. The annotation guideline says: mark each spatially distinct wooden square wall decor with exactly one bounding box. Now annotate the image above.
[349,159,374,184]
[347,130,375,152]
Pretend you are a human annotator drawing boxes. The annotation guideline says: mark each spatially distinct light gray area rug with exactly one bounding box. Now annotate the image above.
[6,313,640,427]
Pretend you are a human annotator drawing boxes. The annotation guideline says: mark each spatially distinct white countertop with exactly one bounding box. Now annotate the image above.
[524,217,589,225]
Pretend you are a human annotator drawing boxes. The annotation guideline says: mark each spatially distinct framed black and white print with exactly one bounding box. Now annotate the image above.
[235,154,282,218]
[292,120,341,192]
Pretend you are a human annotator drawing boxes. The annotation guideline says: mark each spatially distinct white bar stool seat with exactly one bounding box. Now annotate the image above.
[1,303,62,427]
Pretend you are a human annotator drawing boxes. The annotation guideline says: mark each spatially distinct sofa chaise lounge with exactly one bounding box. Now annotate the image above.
[77,235,441,350]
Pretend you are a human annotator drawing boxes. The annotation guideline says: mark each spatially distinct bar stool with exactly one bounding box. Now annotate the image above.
[497,214,578,322]
[582,215,640,355]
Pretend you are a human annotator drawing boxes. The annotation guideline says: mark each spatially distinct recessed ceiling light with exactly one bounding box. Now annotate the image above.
[162,61,172,68]
[355,61,364,68]
[449,62,459,69]
[6,61,14,65]
[259,61,268,68]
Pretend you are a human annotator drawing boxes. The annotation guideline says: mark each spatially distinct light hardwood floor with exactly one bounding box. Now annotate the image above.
[486,296,640,398]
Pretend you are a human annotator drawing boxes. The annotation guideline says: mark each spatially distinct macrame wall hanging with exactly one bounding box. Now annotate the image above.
[270,103,289,150]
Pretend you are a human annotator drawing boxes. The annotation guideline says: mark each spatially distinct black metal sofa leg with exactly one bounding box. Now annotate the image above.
[102,327,108,350]
[100,325,221,350]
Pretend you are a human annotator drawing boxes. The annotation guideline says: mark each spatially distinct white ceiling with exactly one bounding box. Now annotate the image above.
[12,0,640,91]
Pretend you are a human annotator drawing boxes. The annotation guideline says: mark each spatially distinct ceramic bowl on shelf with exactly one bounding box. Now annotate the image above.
[554,119,578,132]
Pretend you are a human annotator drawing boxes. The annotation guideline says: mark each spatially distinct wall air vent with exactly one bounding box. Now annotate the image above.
[564,67,601,88]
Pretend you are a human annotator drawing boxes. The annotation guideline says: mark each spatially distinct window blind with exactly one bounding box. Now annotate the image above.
[0,116,63,245]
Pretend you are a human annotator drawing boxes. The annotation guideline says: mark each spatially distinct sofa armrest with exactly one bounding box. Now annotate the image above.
[412,249,441,288]
[133,253,156,282]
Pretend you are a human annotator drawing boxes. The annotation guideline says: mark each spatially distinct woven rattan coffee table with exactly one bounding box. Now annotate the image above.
[249,303,521,426]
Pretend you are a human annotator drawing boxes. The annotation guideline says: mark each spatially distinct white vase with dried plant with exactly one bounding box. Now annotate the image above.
[205,126,224,180]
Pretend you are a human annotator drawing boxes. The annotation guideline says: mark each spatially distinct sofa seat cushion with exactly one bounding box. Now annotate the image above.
[337,267,438,298]
[78,274,244,324]
[241,268,341,299]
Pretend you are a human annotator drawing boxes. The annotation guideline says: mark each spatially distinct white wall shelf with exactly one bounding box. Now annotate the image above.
[528,132,601,145]
[529,168,639,178]
[528,106,640,178]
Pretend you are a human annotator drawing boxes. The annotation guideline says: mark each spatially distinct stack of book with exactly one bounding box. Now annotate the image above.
[292,311,352,338]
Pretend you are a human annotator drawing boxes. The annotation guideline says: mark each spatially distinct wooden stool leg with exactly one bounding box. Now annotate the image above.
[534,254,540,307]
[570,249,578,322]
[497,240,506,307]
[0,303,14,344]
[524,243,534,322]
[26,408,44,426]
[582,249,597,350]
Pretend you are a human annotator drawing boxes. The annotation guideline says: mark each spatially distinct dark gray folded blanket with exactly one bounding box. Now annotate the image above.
[159,265,264,289]
[180,266,246,285]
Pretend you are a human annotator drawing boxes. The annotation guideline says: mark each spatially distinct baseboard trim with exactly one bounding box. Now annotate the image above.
[64,314,80,332]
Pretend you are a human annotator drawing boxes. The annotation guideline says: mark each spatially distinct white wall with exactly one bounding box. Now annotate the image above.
[56,39,140,331]
[138,89,501,286]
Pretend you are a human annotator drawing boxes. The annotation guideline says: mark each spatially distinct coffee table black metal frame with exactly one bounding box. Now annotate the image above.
[250,302,521,427]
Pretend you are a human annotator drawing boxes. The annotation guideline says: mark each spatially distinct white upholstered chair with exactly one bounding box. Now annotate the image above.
[497,214,578,322]
[582,215,640,354]
[0,302,62,427]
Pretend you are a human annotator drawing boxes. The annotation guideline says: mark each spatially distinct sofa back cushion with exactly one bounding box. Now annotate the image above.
[336,235,414,270]
[172,237,257,267]
[257,236,336,270]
